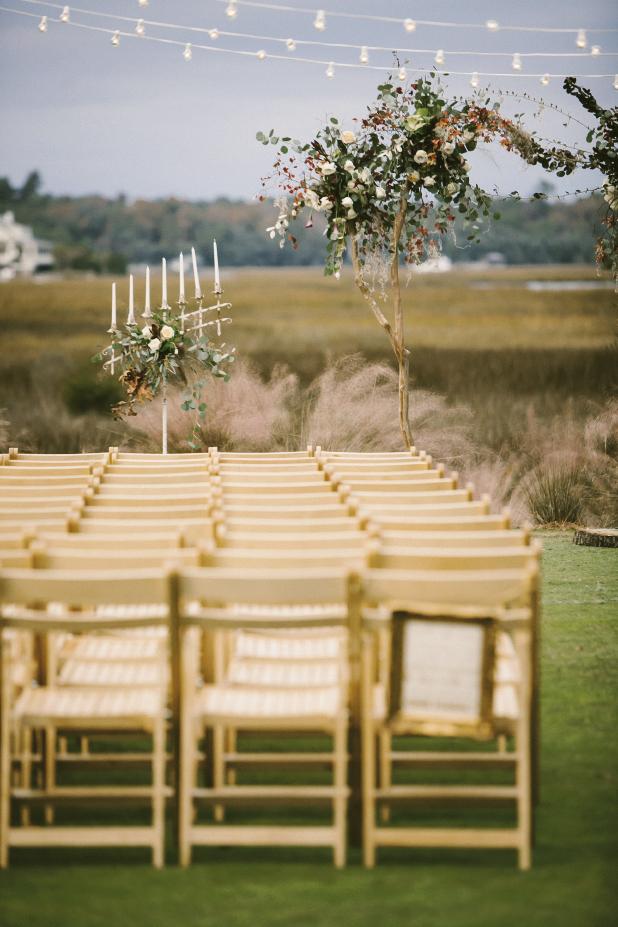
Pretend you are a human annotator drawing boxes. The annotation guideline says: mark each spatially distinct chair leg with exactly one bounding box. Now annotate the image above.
[152,717,165,869]
[212,724,225,823]
[361,636,376,868]
[226,728,237,785]
[515,627,532,871]
[43,725,56,825]
[19,726,31,827]
[178,714,195,868]
[378,729,391,823]
[333,717,347,868]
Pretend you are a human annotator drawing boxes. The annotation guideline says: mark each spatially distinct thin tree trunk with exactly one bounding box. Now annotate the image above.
[350,188,413,450]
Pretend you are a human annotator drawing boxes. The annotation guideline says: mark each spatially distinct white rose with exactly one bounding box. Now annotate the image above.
[446,182,459,196]
[408,170,420,183]
[341,196,354,207]
[340,130,356,144]
[463,129,475,142]
[305,189,320,209]
[319,161,337,176]
[148,338,161,353]
[160,324,175,340]
[442,141,456,155]
[462,160,472,173]
[141,325,152,338]
[359,167,372,183]
[347,180,357,191]
[423,176,436,187]
[375,186,386,199]
[405,114,425,133]
[413,150,428,164]
[343,159,355,173]
[347,208,357,219]
[320,197,333,211]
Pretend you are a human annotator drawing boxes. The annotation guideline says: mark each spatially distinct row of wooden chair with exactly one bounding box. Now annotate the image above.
[0,562,537,869]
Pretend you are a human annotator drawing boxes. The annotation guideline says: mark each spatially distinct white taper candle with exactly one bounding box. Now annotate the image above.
[179,252,185,301]
[111,282,117,329]
[144,265,152,317]
[162,257,167,307]
[127,274,135,324]
[213,240,221,293]
[191,246,201,299]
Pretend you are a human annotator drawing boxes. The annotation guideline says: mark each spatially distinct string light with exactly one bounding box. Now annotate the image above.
[135,19,144,36]
[256,48,266,59]
[576,29,587,49]
[486,20,499,31]
[183,42,192,61]
[404,19,415,33]
[359,45,368,64]
[614,74,618,89]
[314,9,325,32]
[286,37,296,50]
[398,65,407,81]
[591,45,601,56]
[434,49,445,66]
[325,60,334,78]
[59,5,69,22]
[2,5,616,87]
[111,29,119,46]
[470,71,479,87]
[38,13,46,30]
[226,1,238,19]
[540,73,550,85]
[512,53,522,71]
[138,0,148,7]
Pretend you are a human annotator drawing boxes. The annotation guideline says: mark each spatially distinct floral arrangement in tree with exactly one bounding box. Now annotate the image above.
[562,79,618,284]
[104,312,232,417]
[258,75,578,448]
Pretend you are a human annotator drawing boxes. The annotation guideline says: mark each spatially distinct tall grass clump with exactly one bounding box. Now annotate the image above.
[522,463,584,526]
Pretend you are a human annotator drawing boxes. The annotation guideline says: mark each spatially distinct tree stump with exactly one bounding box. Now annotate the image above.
[573,528,618,549]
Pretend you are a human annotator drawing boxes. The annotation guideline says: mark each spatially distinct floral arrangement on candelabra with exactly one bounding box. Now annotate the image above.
[97,244,234,453]
[258,75,579,448]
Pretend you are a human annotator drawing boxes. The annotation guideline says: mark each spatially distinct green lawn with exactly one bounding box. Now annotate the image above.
[0,533,616,927]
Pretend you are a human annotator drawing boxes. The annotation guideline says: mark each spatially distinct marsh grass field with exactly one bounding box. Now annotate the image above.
[1,264,616,522]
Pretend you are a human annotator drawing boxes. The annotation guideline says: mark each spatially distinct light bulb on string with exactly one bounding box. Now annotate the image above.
[614,74,618,90]
[314,10,326,32]
[398,66,407,82]
[403,19,416,32]
[286,38,296,51]
[512,53,522,71]
[183,43,192,62]
[326,61,335,79]
[576,29,587,49]
[226,1,238,18]
[470,72,479,88]
[209,28,219,40]
[38,15,47,32]
[591,45,601,56]
[359,46,369,64]
[434,49,445,66]
[540,74,550,86]
[111,30,120,47]
[256,49,266,60]
[486,20,499,31]
[60,6,69,23]
[138,0,148,7]
[135,19,145,36]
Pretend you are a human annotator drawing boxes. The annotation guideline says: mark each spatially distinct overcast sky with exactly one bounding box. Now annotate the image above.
[1,0,616,201]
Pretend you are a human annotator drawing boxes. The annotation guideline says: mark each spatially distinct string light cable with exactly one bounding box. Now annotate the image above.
[1,3,616,85]
[12,0,618,61]
[208,0,618,36]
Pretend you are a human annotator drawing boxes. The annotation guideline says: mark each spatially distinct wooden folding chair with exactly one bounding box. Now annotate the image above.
[360,566,538,870]
[0,568,169,868]
[171,567,356,867]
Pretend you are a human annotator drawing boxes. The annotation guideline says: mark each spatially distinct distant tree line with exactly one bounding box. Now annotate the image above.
[0,170,602,271]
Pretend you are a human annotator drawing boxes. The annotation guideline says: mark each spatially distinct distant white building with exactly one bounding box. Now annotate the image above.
[0,211,54,280]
